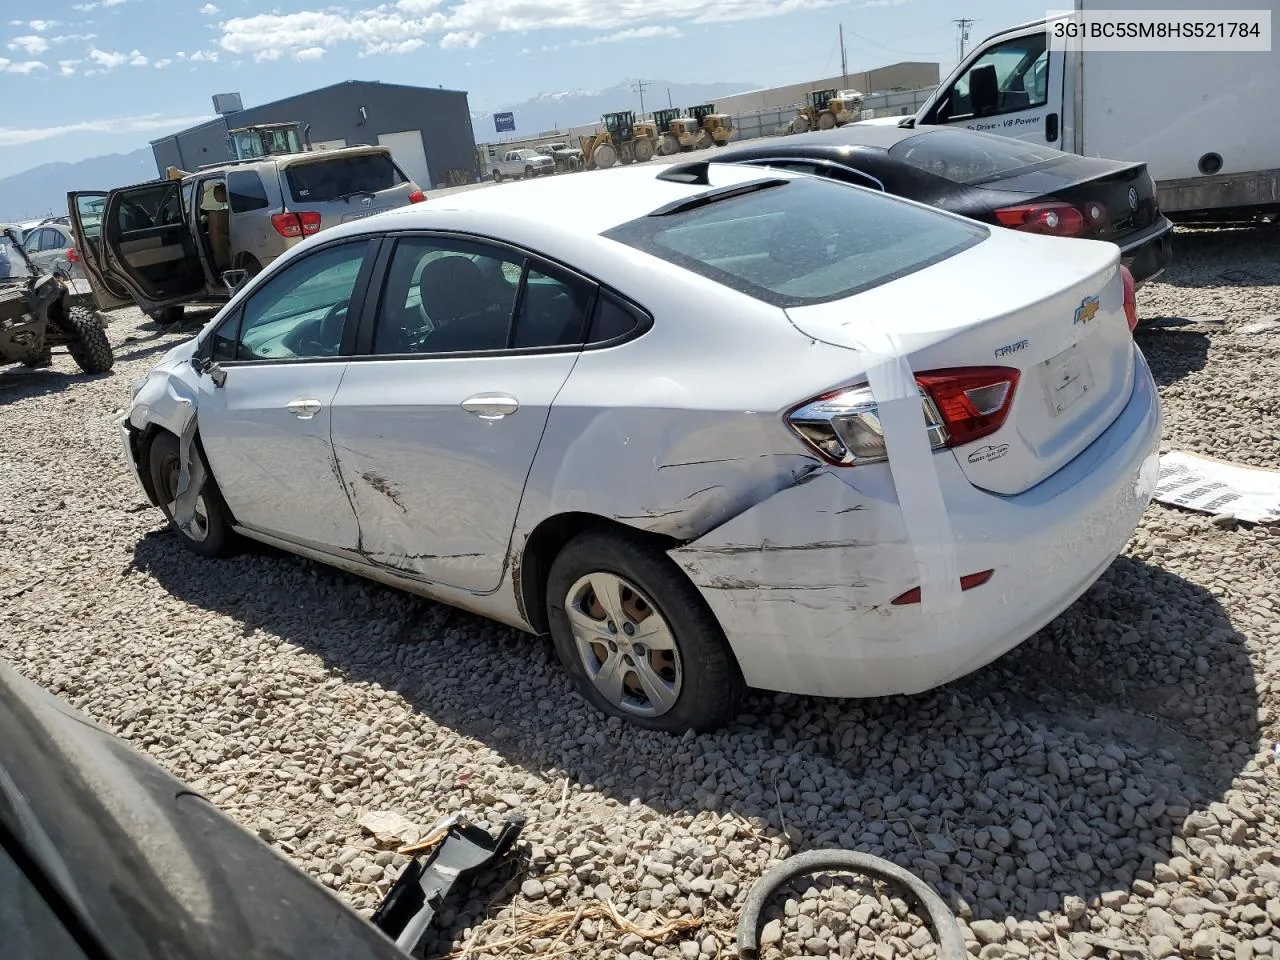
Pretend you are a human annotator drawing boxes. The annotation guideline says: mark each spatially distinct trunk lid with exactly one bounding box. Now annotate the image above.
[985,161,1161,243]
[785,228,1136,495]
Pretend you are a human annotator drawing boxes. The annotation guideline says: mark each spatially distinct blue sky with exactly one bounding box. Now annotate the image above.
[0,0,1040,179]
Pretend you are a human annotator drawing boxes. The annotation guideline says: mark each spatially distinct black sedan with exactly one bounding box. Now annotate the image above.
[716,125,1173,287]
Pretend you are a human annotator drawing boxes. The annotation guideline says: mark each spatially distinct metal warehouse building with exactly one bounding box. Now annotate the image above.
[150,80,479,189]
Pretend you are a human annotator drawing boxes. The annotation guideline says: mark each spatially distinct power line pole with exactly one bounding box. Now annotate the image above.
[839,23,848,89]
[633,79,651,119]
[954,18,975,61]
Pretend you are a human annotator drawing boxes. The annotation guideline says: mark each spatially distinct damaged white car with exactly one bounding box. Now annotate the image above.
[120,161,1161,733]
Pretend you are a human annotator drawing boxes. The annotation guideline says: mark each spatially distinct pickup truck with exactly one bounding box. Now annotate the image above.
[489,148,556,181]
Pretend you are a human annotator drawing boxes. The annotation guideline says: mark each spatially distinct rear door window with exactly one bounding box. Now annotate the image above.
[605,178,985,308]
[228,171,270,212]
[889,129,1072,185]
[285,154,407,204]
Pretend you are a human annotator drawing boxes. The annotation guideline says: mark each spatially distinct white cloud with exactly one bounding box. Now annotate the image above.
[569,24,681,46]
[154,57,173,68]
[440,30,482,49]
[8,36,49,55]
[51,34,97,43]
[28,20,61,31]
[295,46,326,59]
[199,3,219,13]
[58,58,81,75]
[252,47,281,61]
[86,47,128,69]
[217,0,833,55]
[73,0,132,9]
[0,58,48,74]
[128,49,148,66]
[0,112,213,146]
[188,49,218,61]
[360,38,426,55]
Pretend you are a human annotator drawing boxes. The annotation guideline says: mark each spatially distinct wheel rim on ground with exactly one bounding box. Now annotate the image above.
[566,572,682,718]
[594,144,617,169]
[818,112,837,130]
[163,457,210,543]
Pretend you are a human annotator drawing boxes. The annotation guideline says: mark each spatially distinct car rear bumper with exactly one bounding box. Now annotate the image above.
[671,349,1162,700]
[1117,215,1174,287]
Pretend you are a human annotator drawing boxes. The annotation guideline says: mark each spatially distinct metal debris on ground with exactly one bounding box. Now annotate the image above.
[1153,451,1280,523]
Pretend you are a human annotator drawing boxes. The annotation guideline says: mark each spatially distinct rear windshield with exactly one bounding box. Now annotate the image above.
[889,129,1074,185]
[285,154,407,204]
[604,177,985,308]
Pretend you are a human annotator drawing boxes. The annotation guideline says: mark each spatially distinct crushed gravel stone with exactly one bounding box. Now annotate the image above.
[1,226,1278,960]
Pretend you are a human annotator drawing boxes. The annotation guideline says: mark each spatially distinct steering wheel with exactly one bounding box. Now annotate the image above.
[299,300,347,357]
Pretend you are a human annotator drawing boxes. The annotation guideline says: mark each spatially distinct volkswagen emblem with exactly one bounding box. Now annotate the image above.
[1127,187,1139,211]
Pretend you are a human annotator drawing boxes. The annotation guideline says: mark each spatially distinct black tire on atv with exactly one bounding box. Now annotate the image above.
[148,305,184,326]
[58,306,114,374]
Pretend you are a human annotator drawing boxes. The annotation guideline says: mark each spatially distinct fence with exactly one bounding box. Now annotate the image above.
[726,87,936,140]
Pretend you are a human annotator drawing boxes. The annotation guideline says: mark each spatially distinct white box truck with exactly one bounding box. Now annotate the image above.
[877,0,1279,222]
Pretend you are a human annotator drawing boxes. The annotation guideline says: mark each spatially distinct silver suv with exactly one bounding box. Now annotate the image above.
[70,146,423,324]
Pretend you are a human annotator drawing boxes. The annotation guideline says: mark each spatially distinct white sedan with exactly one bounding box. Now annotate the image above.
[119,161,1161,733]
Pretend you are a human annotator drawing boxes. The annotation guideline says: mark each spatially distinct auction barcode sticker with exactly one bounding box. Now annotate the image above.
[1046,9,1272,51]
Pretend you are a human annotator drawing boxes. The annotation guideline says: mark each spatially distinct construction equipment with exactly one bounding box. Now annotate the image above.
[225,121,312,160]
[688,104,735,148]
[791,88,864,134]
[578,111,657,170]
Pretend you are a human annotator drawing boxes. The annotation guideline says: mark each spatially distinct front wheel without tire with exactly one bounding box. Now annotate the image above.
[59,306,114,374]
[148,431,237,558]
[546,529,744,733]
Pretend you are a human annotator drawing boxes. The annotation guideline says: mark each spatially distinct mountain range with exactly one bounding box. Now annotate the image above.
[0,79,757,221]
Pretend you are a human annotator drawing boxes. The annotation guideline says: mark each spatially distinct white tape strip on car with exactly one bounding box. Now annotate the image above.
[855,330,963,622]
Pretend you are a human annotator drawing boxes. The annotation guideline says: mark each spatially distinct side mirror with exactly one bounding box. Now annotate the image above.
[969,63,999,116]
[192,355,227,388]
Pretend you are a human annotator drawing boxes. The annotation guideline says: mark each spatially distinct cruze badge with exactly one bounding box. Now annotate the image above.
[1074,295,1100,326]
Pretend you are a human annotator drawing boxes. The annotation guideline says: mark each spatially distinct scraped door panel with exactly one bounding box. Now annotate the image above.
[197,363,361,552]
[330,354,578,592]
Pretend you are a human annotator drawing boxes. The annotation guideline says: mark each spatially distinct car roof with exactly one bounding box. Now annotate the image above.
[376,162,808,236]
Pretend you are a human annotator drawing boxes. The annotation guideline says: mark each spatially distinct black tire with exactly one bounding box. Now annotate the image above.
[58,306,114,374]
[546,528,744,733]
[239,255,263,279]
[147,431,237,558]
[524,165,535,178]
[492,169,503,182]
[148,305,184,326]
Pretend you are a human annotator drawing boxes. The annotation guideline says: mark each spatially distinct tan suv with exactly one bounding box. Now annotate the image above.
[70,146,424,324]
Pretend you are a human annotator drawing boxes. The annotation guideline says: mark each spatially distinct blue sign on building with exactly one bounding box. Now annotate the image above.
[494,112,515,133]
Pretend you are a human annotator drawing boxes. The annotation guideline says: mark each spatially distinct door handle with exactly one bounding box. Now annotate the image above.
[461,394,519,420]
[1045,112,1059,144]
[286,398,322,419]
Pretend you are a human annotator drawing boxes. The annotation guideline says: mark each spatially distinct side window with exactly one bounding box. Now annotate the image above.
[940,33,1049,120]
[0,843,92,960]
[211,307,243,362]
[236,241,368,361]
[765,161,882,191]
[371,237,521,355]
[228,171,270,213]
[114,182,182,234]
[588,290,646,344]
[181,180,196,217]
[24,230,48,252]
[512,265,594,348]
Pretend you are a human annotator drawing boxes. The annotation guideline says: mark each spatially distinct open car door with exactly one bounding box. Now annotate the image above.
[67,191,133,311]
[70,181,208,316]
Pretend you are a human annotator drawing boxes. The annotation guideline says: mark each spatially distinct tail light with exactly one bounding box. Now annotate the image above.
[787,367,1020,466]
[67,247,80,262]
[1119,264,1138,331]
[408,189,426,203]
[994,201,1087,237]
[892,570,994,605]
[270,211,322,238]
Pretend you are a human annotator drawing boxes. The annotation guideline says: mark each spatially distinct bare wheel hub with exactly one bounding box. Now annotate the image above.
[566,572,682,718]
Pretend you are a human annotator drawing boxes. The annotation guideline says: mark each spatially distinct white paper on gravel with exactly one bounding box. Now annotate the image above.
[1153,451,1280,523]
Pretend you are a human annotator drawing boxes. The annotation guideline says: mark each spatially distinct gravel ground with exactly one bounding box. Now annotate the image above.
[2,225,1279,960]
